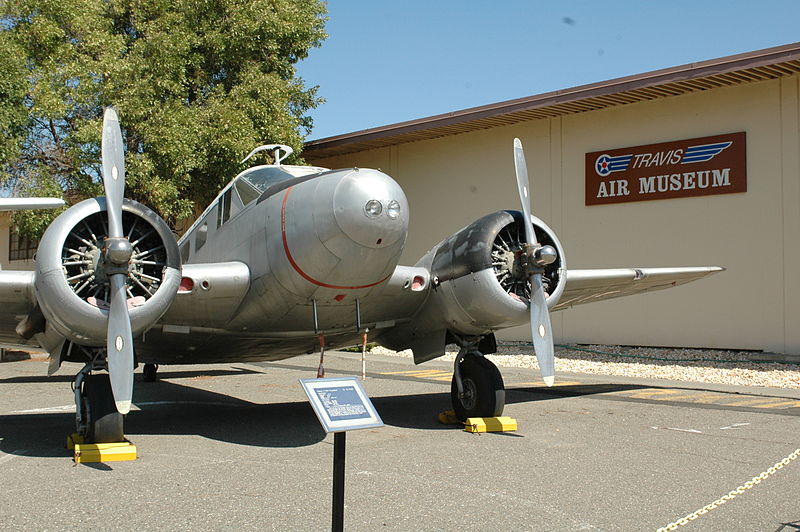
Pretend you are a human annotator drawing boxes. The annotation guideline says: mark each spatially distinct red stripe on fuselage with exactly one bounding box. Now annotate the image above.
[280,187,391,290]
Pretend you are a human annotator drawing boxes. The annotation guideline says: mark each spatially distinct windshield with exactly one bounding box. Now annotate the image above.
[233,165,325,206]
[240,167,296,192]
[234,167,295,205]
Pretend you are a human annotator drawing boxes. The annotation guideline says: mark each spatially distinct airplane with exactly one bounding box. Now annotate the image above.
[0,108,722,443]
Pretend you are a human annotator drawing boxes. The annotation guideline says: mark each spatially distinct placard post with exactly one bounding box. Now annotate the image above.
[332,431,346,532]
[300,377,384,531]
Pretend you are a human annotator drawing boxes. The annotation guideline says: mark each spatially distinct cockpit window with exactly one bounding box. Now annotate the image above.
[240,167,296,192]
[233,165,324,207]
[235,179,260,206]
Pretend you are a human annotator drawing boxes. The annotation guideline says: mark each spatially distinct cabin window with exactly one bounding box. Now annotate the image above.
[180,241,190,263]
[217,190,232,228]
[9,227,38,261]
[195,221,208,251]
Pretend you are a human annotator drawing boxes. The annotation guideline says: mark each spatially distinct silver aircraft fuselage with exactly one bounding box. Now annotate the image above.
[137,165,429,363]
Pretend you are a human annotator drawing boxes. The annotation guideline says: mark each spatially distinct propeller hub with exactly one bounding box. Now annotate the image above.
[534,245,557,267]
[104,237,133,266]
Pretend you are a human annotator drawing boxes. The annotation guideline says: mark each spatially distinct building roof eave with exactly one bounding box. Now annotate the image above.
[304,42,800,159]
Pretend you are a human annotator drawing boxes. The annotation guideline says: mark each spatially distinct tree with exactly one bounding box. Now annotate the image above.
[0,0,327,235]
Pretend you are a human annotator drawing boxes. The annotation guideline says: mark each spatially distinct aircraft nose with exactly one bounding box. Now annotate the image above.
[333,169,409,248]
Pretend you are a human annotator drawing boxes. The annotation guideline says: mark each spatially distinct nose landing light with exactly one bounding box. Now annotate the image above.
[364,200,382,217]
[386,200,401,219]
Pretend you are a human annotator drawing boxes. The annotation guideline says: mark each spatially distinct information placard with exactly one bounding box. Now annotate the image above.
[300,377,384,433]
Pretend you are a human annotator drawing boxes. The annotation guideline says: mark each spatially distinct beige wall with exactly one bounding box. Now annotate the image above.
[0,212,36,271]
[309,75,800,354]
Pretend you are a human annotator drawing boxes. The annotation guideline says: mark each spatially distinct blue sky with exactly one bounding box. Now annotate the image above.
[297,1,800,140]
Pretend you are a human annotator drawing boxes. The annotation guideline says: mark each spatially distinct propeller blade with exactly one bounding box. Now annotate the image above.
[107,273,134,414]
[529,274,555,386]
[101,107,126,238]
[102,107,134,414]
[513,138,539,246]
[513,138,555,386]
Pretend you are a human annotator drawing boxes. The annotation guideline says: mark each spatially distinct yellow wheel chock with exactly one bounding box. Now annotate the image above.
[463,416,517,433]
[67,433,137,463]
[437,411,518,432]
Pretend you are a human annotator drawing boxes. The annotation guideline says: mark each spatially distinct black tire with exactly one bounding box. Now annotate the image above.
[83,373,125,443]
[450,355,505,421]
[142,363,158,382]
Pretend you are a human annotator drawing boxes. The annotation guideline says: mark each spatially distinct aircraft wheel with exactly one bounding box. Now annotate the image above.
[83,373,124,443]
[451,355,505,421]
[142,363,158,382]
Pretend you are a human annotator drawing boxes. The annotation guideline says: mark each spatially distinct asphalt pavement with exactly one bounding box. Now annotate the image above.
[1,351,798,531]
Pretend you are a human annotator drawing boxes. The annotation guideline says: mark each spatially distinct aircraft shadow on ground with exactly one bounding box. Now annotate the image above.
[0,375,649,458]
[370,393,453,430]
[0,374,76,384]
[1,373,452,457]
[505,382,648,404]
[0,374,330,458]
[0,367,258,385]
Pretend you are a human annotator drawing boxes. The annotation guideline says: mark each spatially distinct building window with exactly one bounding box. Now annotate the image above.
[9,227,38,261]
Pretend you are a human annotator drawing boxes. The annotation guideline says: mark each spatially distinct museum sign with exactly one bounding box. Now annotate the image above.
[585,132,746,205]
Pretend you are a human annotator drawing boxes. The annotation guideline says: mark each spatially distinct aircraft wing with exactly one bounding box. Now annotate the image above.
[0,198,64,211]
[552,266,724,311]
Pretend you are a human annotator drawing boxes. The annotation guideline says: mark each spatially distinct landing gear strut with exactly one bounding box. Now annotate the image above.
[450,348,505,421]
[74,361,125,443]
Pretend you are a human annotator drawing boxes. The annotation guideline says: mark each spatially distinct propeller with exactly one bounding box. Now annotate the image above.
[101,107,134,414]
[513,138,556,387]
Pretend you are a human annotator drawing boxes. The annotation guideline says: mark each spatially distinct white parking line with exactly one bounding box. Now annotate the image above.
[650,426,703,434]
[721,422,750,430]
[0,450,28,465]
[13,405,75,414]
[11,400,243,414]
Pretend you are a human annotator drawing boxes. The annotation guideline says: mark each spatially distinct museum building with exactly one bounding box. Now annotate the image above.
[1,43,798,355]
[302,42,800,355]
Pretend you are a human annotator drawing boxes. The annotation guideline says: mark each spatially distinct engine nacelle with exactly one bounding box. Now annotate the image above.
[417,210,566,336]
[34,198,181,346]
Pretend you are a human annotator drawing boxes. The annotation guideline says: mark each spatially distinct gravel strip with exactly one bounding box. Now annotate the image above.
[372,343,800,389]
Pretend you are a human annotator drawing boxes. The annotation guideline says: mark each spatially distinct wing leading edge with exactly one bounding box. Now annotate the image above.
[552,266,724,311]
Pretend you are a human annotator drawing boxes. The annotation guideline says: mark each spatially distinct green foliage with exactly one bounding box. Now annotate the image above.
[0,0,327,236]
[341,343,377,353]
[11,165,66,237]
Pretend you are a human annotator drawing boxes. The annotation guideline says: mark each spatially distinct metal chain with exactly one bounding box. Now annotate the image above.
[656,447,800,531]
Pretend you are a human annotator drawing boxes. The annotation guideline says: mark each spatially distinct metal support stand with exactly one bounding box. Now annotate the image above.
[332,431,346,532]
[361,328,369,380]
[317,334,326,378]
[312,299,326,378]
